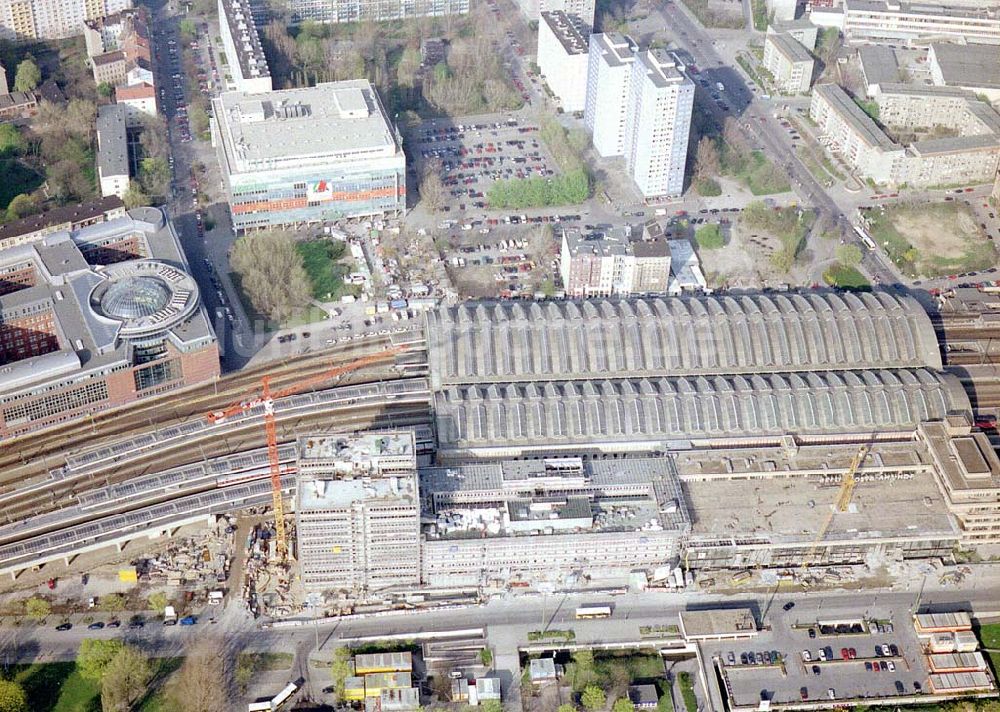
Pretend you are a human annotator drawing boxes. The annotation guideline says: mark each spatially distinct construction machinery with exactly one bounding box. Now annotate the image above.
[204,345,405,559]
[804,442,869,568]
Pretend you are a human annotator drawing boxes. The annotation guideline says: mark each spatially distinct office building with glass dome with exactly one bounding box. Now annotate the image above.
[0,207,219,438]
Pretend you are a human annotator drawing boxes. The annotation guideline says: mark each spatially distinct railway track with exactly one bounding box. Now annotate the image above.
[0,379,432,526]
[0,334,426,487]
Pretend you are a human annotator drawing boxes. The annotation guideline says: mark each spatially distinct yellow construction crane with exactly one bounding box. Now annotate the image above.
[804,443,869,568]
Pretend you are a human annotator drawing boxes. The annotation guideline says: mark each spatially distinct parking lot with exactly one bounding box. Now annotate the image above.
[709,606,932,709]
[411,118,559,212]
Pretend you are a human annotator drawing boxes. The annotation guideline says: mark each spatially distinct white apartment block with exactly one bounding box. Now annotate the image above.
[810,83,1000,187]
[560,226,673,297]
[584,32,636,158]
[295,433,421,595]
[768,18,818,50]
[537,11,590,114]
[623,49,694,199]
[0,0,130,40]
[96,103,130,198]
[513,0,594,26]
[763,31,814,94]
[928,42,1000,104]
[843,0,1000,45]
[219,0,272,93]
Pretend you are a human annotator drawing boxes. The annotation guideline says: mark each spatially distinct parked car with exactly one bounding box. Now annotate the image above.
[55,622,73,631]
[179,616,197,626]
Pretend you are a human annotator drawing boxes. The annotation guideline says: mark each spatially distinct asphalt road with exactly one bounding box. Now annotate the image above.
[661,0,903,286]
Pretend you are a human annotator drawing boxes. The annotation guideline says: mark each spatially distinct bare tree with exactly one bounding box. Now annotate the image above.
[164,637,230,712]
[230,230,312,321]
[694,137,721,179]
[101,645,151,712]
[419,160,446,211]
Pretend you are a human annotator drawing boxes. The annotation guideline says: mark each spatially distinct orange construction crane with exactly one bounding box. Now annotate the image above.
[803,443,869,569]
[205,345,405,559]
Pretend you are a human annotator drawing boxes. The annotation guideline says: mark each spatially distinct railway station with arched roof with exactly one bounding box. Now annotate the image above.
[425,292,942,388]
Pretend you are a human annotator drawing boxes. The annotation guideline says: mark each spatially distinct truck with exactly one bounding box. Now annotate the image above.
[208,590,224,605]
[716,82,725,92]
[163,605,178,626]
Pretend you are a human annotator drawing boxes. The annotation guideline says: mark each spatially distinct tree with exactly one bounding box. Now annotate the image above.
[13,58,40,92]
[613,698,635,712]
[330,646,352,702]
[97,82,114,98]
[123,181,151,209]
[582,685,606,711]
[0,680,28,712]
[419,161,446,211]
[558,705,578,712]
[0,124,25,157]
[835,243,863,267]
[230,231,312,322]
[179,18,197,41]
[139,115,169,162]
[77,639,125,682]
[164,637,229,712]
[99,593,126,613]
[6,193,38,221]
[25,597,50,620]
[101,645,150,712]
[694,136,721,179]
[139,157,171,198]
[479,647,493,666]
[147,591,168,614]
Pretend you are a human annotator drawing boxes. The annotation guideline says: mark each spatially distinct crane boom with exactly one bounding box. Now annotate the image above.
[804,443,869,568]
[204,345,406,558]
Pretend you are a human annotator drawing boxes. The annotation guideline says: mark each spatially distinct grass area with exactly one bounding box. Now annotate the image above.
[977,622,1000,649]
[693,177,722,197]
[639,624,681,637]
[751,0,768,30]
[566,652,665,693]
[681,0,744,28]
[0,159,43,211]
[237,652,294,672]
[295,238,359,301]
[736,55,766,91]
[526,629,576,642]
[866,202,997,278]
[695,224,725,250]
[853,97,880,122]
[677,672,698,712]
[740,202,815,272]
[14,659,176,712]
[722,149,791,195]
[823,263,869,289]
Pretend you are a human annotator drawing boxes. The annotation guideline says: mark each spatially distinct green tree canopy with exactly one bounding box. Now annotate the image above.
[0,124,26,157]
[330,646,352,702]
[582,685,606,711]
[0,680,28,712]
[100,645,150,712]
[613,698,636,712]
[25,597,50,620]
[147,591,169,614]
[77,639,125,682]
[13,58,40,92]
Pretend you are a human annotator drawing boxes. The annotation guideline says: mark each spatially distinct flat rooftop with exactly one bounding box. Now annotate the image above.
[540,11,590,56]
[297,472,418,510]
[214,81,400,173]
[680,444,958,546]
[847,0,1000,20]
[592,32,636,68]
[859,44,899,87]
[219,0,270,84]
[297,432,416,474]
[768,32,813,64]
[930,42,1000,90]
[679,608,758,639]
[636,49,691,89]
[96,104,128,178]
[562,225,631,257]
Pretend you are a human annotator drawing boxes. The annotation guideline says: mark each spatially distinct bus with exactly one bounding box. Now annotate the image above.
[853,224,877,251]
[576,605,613,619]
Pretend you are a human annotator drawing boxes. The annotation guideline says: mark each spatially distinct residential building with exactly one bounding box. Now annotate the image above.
[765,0,796,22]
[295,432,421,595]
[96,103,129,199]
[115,82,156,124]
[91,50,127,86]
[623,49,694,198]
[763,31,814,94]
[928,42,1000,104]
[667,238,707,294]
[0,90,36,121]
[124,58,152,87]
[0,207,219,438]
[842,0,1000,45]
[631,231,671,293]
[537,11,590,114]
[628,685,659,710]
[286,0,468,25]
[858,44,899,97]
[584,32,636,157]
[811,82,1000,187]
[218,0,271,93]
[560,225,633,296]
[0,61,7,93]
[768,17,818,49]
[0,0,131,41]
[512,0,594,25]
[0,195,126,250]
[211,81,406,231]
